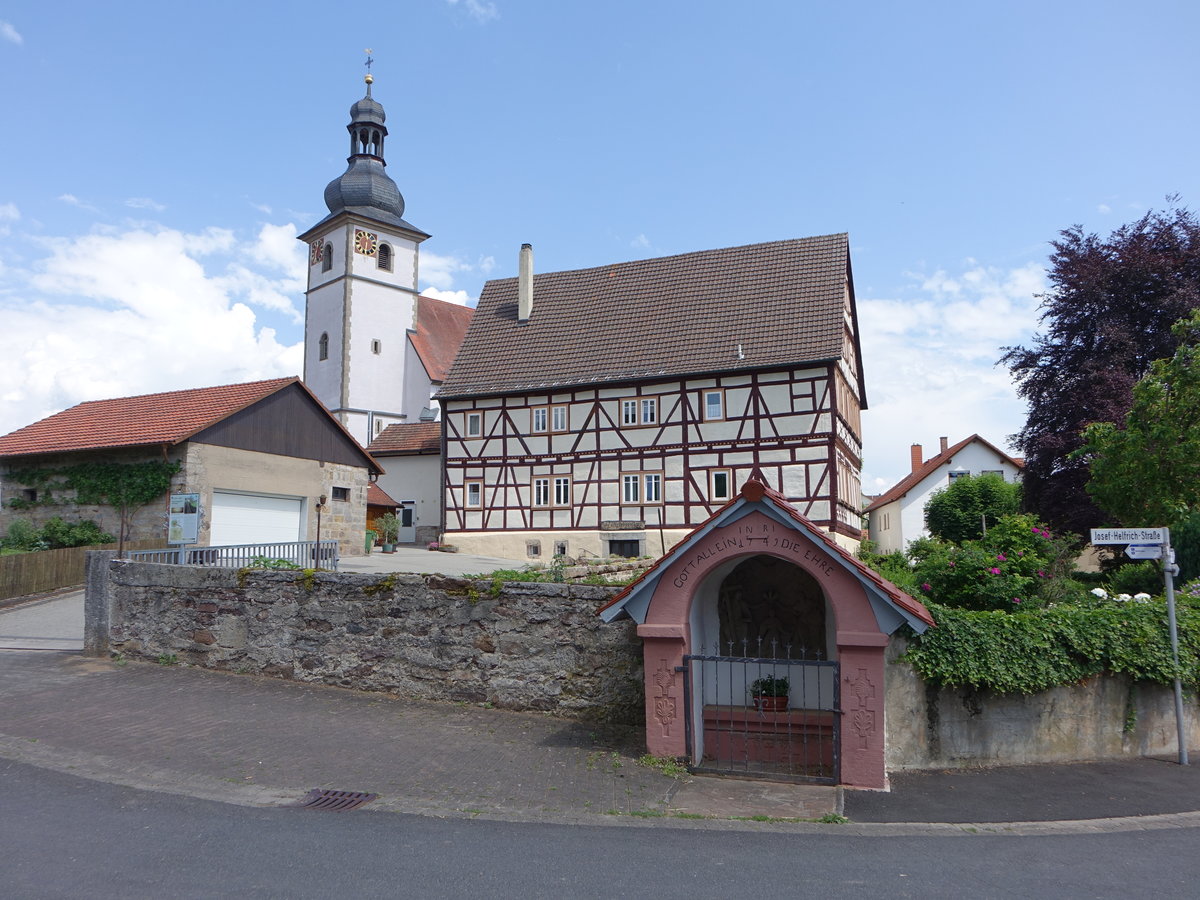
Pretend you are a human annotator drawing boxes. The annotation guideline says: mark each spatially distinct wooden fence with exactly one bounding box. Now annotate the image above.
[0,540,160,602]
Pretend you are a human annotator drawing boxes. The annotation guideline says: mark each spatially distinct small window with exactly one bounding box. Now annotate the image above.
[554,541,569,558]
[533,477,550,507]
[465,481,482,508]
[21,488,37,503]
[377,243,393,271]
[551,405,568,432]
[948,469,971,481]
[640,398,657,425]
[703,389,724,421]
[622,474,640,504]
[710,469,732,501]
[331,486,350,501]
[981,470,1005,479]
[318,332,329,361]
[465,412,482,438]
[526,540,542,558]
[321,243,333,272]
[609,539,640,558]
[374,418,384,435]
[554,476,571,507]
[643,473,662,504]
[371,339,382,355]
[532,407,548,433]
[621,399,638,426]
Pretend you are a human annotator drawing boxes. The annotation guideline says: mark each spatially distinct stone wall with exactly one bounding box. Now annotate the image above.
[98,560,643,724]
[884,637,1200,769]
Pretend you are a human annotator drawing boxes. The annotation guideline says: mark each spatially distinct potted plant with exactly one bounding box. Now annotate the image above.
[750,675,789,713]
[375,512,400,553]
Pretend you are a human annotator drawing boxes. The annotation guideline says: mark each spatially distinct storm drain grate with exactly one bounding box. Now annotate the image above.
[290,789,379,811]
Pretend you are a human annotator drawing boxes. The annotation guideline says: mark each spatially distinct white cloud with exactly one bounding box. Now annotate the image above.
[631,234,651,249]
[422,287,474,307]
[58,194,100,214]
[858,262,1045,492]
[420,250,473,291]
[0,203,18,221]
[125,197,166,212]
[446,0,499,23]
[477,255,496,275]
[0,21,22,44]
[0,224,304,435]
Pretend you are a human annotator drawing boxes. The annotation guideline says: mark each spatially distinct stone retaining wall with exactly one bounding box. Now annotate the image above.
[884,637,1200,769]
[97,560,643,724]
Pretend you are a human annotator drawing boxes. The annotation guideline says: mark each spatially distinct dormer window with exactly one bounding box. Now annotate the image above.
[318,332,329,361]
[321,243,333,272]
[377,243,392,272]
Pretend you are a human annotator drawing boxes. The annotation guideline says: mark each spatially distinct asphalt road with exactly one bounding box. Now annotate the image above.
[0,590,83,651]
[3,758,1199,899]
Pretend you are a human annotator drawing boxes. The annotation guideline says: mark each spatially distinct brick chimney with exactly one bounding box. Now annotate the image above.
[940,436,949,453]
[518,243,533,323]
[910,444,923,473]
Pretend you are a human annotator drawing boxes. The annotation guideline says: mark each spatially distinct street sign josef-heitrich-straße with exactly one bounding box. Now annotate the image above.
[1090,527,1166,545]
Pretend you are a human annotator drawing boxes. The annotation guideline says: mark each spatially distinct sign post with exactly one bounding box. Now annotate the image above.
[1091,527,1188,765]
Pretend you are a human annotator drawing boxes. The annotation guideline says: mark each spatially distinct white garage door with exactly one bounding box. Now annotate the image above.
[210,491,304,546]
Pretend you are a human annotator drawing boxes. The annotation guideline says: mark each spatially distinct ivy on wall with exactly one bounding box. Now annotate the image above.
[903,598,1200,694]
[6,460,182,542]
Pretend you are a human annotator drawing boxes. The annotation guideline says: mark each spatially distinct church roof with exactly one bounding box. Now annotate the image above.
[0,378,298,457]
[436,234,858,399]
[410,296,474,383]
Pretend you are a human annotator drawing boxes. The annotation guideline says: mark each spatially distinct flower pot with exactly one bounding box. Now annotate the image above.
[753,694,788,713]
[382,543,396,553]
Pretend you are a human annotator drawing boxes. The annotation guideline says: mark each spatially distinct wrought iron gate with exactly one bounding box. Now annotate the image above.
[681,646,840,784]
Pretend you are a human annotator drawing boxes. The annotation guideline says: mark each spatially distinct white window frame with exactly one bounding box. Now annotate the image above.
[703,389,724,422]
[465,481,483,508]
[621,474,640,504]
[465,411,483,439]
[643,472,662,504]
[533,477,551,508]
[531,407,548,433]
[710,468,732,502]
[640,397,658,425]
[551,405,568,432]
[621,399,639,426]
[553,476,572,507]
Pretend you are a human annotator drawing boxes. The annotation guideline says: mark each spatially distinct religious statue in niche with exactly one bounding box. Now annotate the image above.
[716,556,827,658]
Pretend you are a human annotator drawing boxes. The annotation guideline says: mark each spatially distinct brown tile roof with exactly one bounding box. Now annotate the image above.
[368,422,441,455]
[367,483,399,507]
[437,234,853,398]
[409,295,474,383]
[0,377,299,458]
[863,435,1025,513]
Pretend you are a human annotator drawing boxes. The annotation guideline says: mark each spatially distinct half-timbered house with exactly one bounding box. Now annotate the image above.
[435,235,867,560]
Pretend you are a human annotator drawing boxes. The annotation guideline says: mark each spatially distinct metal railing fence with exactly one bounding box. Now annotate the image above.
[125,540,339,571]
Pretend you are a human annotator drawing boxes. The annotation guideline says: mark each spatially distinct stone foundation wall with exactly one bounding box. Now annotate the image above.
[100,560,643,724]
[884,637,1200,769]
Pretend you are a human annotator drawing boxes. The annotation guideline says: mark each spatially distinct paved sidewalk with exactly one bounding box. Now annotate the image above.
[1,647,1198,833]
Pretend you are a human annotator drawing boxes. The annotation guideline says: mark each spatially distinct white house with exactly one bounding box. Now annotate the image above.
[864,435,1023,553]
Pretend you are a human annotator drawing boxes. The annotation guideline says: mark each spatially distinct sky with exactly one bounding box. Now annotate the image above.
[1,0,1197,493]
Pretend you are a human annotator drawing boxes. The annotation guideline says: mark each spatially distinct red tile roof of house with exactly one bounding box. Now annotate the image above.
[0,377,301,458]
[409,295,474,383]
[863,434,1024,513]
[367,483,399,507]
[367,421,442,455]
[437,234,857,399]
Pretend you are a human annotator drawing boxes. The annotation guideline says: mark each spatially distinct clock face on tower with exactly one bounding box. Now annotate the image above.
[354,229,379,256]
[310,242,324,265]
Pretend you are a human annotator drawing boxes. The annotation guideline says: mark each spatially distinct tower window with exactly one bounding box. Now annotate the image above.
[377,243,392,272]
[371,339,382,355]
[318,332,329,361]
[321,243,333,272]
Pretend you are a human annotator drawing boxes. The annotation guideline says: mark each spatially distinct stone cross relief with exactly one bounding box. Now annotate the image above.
[653,659,677,736]
[848,667,876,749]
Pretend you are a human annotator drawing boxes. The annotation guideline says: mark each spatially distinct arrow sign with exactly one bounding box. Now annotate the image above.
[1091,527,1166,545]
[1125,544,1163,560]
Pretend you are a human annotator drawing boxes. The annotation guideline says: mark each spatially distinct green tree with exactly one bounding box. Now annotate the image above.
[1078,311,1200,529]
[924,473,1022,543]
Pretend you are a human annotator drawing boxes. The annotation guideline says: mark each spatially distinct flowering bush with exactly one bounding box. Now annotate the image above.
[905,514,1085,611]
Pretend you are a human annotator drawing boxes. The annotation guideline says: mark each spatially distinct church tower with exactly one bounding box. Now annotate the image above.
[299,68,431,446]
